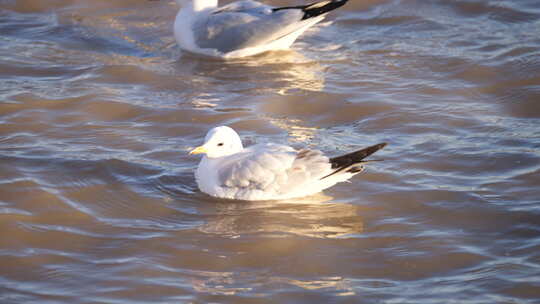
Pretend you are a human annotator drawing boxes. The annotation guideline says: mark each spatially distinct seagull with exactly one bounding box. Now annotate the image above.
[170,0,349,58]
[189,126,387,200]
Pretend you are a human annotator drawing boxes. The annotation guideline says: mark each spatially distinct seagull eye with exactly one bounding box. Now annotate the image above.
[217,143,224,147]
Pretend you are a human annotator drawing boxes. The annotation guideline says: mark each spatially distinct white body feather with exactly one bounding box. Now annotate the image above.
[195,144,355,200]
[190,127,368,201]
[173,0,328,58]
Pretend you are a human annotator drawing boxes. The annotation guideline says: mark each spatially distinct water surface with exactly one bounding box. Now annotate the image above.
[1,0,540,303]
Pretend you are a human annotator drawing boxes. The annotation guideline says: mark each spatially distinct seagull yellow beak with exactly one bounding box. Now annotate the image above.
[189,146,208,155]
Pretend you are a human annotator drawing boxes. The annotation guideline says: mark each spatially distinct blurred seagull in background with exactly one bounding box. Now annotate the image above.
[170,0,349,58]
[189,126,386,201]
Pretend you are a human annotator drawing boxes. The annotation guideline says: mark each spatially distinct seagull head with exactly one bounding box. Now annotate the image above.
[190,126,244,158]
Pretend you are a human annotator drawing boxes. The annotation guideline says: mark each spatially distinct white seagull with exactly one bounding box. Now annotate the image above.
[170,0,349,58]
[189,126,387,201]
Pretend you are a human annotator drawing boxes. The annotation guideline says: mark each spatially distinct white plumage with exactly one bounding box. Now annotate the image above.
[190,126,386,201]
[172,0,349,58]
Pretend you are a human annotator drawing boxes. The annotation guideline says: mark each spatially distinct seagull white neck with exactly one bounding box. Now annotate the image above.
[178,0,218,12]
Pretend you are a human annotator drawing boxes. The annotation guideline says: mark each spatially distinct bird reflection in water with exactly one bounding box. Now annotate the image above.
[197,193,364,238]
[185,49,326,109]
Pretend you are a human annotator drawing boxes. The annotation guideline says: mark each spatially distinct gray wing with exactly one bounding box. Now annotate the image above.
[211,0,271,15]
[192,0,304,53]
[217,144,331,194]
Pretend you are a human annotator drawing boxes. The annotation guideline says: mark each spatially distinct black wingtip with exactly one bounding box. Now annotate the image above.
[301,0,349,20]
[330,142,387,168]
[321,142,387,180]
[272,0,349,20]
[365,142,388,156]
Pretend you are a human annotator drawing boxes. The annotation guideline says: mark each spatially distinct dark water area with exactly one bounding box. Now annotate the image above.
[1,0,540,303]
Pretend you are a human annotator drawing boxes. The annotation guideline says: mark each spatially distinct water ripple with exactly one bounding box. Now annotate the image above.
[1,0,540,303]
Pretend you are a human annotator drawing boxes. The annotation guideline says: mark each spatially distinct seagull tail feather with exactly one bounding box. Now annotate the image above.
[321,142,387,180]
[273,0,349,20]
